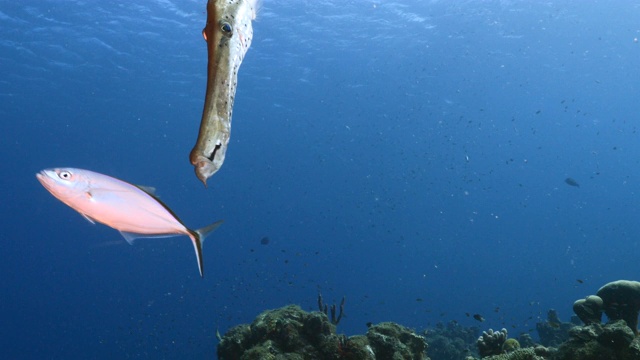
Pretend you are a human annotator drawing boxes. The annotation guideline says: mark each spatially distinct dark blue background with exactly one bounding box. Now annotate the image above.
[2,0,640,358]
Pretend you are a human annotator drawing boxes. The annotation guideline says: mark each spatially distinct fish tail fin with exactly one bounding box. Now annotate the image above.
[188,220,224,278]
[197,220,224,245]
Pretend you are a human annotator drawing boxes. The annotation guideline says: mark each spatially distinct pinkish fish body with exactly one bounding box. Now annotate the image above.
[36,168,222,277]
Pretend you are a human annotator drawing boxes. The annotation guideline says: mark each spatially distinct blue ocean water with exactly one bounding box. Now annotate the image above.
[2,0,640,358]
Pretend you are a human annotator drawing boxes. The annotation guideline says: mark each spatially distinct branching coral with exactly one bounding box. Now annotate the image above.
[477,328,508,357]
[318,292,345,325]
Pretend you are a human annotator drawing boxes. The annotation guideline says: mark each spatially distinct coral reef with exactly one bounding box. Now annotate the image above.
[217,305,334,359]
[482,347,547,360]
[552,320,640,360]
[217,304,429,360]
[574,280,640,334]
[573,295,603,326]
[596,280,640,334]
[424,321,479,359]
[477,328,508,357]
[367,322,428,359]
[517,334,536,349]
[535,309,574,347]
[217,279,640,360]
[502,338,520,353]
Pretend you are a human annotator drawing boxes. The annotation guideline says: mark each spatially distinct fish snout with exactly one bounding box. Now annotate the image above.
[36,170,56,192]
[36,169,52,183]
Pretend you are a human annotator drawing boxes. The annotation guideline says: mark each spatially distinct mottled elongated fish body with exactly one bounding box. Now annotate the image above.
[36,168,222,277]
[190,0,258,186]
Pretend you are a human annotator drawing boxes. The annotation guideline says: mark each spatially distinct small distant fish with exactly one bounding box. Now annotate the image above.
[565,177,580,187]
[577,279,584,284]
[260,236,270,245]
[473,314,485,322]
[36,168,223,277]
[416,298,423,302]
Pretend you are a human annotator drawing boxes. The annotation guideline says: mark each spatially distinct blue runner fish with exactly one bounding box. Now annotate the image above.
[190,0,258,186]
[36,168,223,277]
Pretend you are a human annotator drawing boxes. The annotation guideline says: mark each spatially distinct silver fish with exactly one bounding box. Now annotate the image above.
[190,0,258,186]
[36,168,223,277]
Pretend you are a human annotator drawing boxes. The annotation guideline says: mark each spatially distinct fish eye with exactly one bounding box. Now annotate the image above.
[220,22,232,34]
[58,171,72,180]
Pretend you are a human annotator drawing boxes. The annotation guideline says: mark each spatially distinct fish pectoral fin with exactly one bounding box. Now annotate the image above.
[81,214,96,224]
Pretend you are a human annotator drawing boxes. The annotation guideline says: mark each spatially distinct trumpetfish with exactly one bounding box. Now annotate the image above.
[36,168,223,277]
[190,0,258,186]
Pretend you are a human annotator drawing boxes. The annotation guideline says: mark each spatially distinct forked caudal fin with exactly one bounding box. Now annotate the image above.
[189,220,224,278]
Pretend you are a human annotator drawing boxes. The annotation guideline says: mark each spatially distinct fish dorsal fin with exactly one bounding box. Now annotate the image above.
[136,185,157,195]
[133,186,187,227]
[81,213,96,224]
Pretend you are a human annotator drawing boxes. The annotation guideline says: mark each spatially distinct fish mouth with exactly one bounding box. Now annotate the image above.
[189,0,257,187]
[36,170,50,185]
[36,169,59,193]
